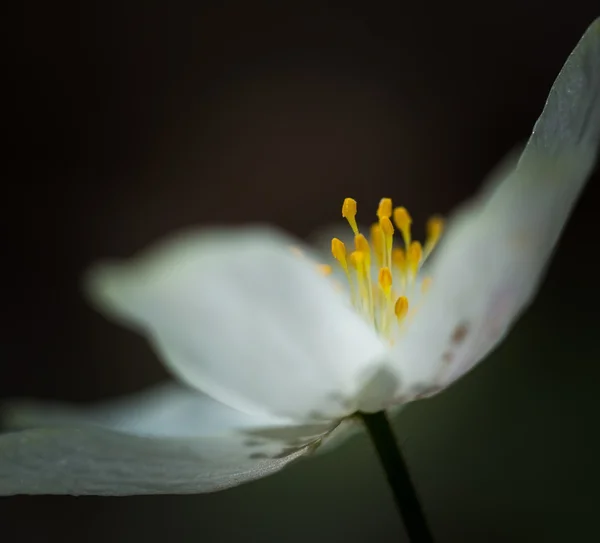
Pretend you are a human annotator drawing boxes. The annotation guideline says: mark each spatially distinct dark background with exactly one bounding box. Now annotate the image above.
[3,3,600,542]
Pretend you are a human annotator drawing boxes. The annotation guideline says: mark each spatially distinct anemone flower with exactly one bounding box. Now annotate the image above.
[1,20,598,538]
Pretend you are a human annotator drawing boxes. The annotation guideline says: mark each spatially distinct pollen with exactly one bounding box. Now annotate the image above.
[330,197,442,342]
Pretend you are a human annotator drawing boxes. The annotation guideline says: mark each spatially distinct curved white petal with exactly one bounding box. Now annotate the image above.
[315,418,361,454]
[0,427,309,496]
[2,382,293,438]
[390,19,600,401]
[315,404,406,455]
[0,384,332,495]
[85,227,387,422]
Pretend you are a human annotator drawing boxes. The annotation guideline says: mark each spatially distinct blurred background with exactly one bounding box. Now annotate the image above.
[3,2,600,542]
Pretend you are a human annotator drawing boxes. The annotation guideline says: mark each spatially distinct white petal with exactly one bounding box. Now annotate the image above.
[315,418,361,454]
[315,403,406,455]
[85,227,388,421]
[390,19,600,400]
[0,385,331,495]
[2,382,293,438]
[0,427,309,496]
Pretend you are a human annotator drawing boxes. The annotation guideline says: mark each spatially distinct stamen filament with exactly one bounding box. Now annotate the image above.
[350,250,372,319]
[378,267,393,335]
[379,216,394,270]
[331,238,356,304]
[392,247,407,293]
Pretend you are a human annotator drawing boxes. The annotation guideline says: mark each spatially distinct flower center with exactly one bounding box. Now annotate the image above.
[329,197,443,342]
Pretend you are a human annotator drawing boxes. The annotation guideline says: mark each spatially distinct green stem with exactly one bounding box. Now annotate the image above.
[360,410,434,543]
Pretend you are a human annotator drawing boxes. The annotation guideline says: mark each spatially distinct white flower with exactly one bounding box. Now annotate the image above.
[1,19,599,496]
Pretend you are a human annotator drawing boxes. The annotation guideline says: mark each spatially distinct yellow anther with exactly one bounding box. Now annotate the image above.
[394,296,409,321]
[354,234,371,263]
[317,264,333,276]
[424,215,444,258]
[378,267,393,298]
[421,276,433,293]
[370,223,384,267]
[331,238,348,271]
[392,247,407,273]
[393,207,412,248]
[342,197,359,235]
[377,198,392,219]
[349,250,365,271]
[407,241,423,275]
[379,216,394,237]
[426,216,444,242]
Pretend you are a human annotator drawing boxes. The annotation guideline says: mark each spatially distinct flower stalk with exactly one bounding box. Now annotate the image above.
[361,410,434,543]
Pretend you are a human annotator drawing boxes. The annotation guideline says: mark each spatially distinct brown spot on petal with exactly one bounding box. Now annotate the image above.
[451,323,469,344]
[442,351,453,363]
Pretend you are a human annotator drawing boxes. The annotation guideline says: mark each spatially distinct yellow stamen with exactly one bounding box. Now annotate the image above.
[379,216,394,268]
[342,197,359,235]
[393,207,412,249]
[331,238,347,270]
[392,247,407,274]
[407,241,423,277]
[317,264,333,276]
[354,234,371,266]
[349,251,370,316]
[379,215,394,237]
[392,247,407,292]
[334,198,440,340]
[377,266,394,335]
[378,267,393,299]
[332,237,356,302]
[349,250,364,270]
[355,234,375,317]
[377,198,392,220]
[394,296,409,322]
[370,223,384,267]
[424,215,444,258]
